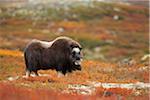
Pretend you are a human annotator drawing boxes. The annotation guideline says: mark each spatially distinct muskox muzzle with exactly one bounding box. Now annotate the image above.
[71,47,83,71]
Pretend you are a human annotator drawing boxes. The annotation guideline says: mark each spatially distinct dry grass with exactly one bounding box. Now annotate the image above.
[0,49,23,57]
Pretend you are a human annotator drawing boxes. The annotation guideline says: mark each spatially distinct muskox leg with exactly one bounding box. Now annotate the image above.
[56,66,65,77]
[25,69,31,78]
[57,72,64,78]
[33,70,39,76]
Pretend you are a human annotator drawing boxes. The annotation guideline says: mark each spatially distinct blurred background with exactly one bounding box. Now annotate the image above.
[0,0,149,62]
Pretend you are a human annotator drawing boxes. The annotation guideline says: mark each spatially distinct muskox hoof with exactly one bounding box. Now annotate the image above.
[22,75,29,78]
[57,72,64,78]
[22,70,31,78]
[33,71,39,76]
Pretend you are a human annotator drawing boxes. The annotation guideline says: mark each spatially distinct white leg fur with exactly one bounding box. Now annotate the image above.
[33,71,39,76]
[57,72,64,78]
[22,70,31,78]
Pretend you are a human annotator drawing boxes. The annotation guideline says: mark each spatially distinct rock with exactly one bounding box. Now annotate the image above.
[55,27,65,35]
[42,29,50,34]
[113,15,119,20]
[113,7,121,12]
[57,27,64,33]
[28,28,33,32]
[141,54,150,61]
[94,47,101,53]
[7,76,19,81]
[118,58,136,67]
[103,91,113,97]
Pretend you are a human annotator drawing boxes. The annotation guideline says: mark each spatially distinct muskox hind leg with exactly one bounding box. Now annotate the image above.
[25,69,31,78]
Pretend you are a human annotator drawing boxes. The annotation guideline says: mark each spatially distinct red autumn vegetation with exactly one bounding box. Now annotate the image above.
[0,1,149,100]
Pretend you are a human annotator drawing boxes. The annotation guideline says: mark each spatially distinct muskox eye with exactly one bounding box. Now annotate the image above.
[72,51,76,55]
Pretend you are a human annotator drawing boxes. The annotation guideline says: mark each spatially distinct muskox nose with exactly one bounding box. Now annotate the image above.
[76,66,81,70]
[76,57,80,60]
[76,54,81,60]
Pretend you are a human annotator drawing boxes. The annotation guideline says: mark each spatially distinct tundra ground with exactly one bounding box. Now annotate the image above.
[0,2,149,100]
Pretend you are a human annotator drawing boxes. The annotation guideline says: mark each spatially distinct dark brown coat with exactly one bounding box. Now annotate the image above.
[24,37,82,75]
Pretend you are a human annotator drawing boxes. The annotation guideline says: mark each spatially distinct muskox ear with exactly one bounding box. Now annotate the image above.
[79,47,82,50]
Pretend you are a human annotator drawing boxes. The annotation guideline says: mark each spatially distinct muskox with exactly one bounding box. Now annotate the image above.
[24,36,83,77]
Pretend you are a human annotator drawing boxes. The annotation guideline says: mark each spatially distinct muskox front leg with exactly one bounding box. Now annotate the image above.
[56,66,65,78]
[57,71,64,78]
[33,70,39,76]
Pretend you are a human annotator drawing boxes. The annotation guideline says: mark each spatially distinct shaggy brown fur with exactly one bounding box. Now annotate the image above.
[24,36,82,77]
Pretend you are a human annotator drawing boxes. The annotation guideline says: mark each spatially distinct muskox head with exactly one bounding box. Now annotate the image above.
[69,42,83,70]
[50,37,83,72]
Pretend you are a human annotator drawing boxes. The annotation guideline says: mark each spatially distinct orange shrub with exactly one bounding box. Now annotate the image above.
[58,21,86,29]
[0,49,23,57]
